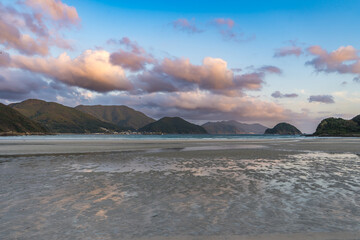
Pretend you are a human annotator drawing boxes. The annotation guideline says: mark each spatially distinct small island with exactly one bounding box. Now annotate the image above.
[138,117,207,134]
[313,115,360,137]
[264,122,302,135]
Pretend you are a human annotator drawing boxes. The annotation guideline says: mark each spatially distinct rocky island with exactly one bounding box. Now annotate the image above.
[138,117,207,134]
[314,115,360,136]
[265,122,302,135]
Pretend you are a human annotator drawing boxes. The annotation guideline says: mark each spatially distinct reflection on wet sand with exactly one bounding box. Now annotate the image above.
[0,143,360,239]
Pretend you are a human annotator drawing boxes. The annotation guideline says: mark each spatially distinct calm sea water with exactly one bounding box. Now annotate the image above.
[0,134,309,140]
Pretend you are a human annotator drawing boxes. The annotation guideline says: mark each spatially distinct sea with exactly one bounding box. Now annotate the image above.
[0,133,312,140]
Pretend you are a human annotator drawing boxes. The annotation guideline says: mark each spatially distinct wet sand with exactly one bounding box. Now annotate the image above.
[131,231,360,240]
[0,137,359,239]
[1,137,360,156]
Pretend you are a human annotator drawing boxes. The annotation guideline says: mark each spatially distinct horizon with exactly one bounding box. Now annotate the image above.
[1,0,360,133]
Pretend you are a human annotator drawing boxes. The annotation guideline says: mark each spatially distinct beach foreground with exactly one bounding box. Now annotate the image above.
[0,137,359,239]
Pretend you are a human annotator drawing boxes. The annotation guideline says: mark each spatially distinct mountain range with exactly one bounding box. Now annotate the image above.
[10,99,124,133]
[202,120,267,134]
[1,98,360,136]
[3,99,206,135]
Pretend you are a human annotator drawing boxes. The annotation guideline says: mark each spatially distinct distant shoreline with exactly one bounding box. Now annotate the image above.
[305,134,360,137]
[0,132,54,137]
[2,131,360,138]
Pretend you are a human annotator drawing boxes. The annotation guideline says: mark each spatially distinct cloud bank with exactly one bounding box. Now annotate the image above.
[0,0,77,56]
[12,50,132,92]
[25,0,80,26]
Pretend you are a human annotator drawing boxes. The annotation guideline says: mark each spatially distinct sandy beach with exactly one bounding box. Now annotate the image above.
[0,137,359,239]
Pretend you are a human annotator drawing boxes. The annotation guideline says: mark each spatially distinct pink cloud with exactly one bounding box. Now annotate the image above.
[167,92,284,118]
[0,52,11,67]
[233,66,281,92]
[0,3,47,36]
[25,0,80,26]
[0,22,49,56]
[306,45,360,75]
[11,50,133,92]
[109,37,155,72]
[120,37,145,54]
[159,57,234,90]
[0,3,49,55]
[134,57,281,96]
[212,18,254,42]
[0,1,75,56]
[108,37,147,55]
[214,18,235,29]
[110,51,155,72]
[172,18,203,34]
[50,32,73,50]
[308,45,357,62]
[233,73,265,91]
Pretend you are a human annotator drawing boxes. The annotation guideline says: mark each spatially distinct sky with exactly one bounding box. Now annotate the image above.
[0,0,360,133]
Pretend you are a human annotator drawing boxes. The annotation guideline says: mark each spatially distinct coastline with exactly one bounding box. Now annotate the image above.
[0,132,53,136]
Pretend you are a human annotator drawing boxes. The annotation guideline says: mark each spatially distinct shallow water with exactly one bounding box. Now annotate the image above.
[0,150,359,239]
[0,133,309,141]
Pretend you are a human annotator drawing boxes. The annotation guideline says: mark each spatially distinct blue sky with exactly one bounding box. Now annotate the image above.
[1,0,360,132]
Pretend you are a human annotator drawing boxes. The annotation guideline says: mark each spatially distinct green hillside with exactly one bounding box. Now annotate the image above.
[0,103,48,135]
[314,115,360,136]
[75,105,154,130]
[265,122,302,135]
[10,99,125,133]
[139,117,207,134]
